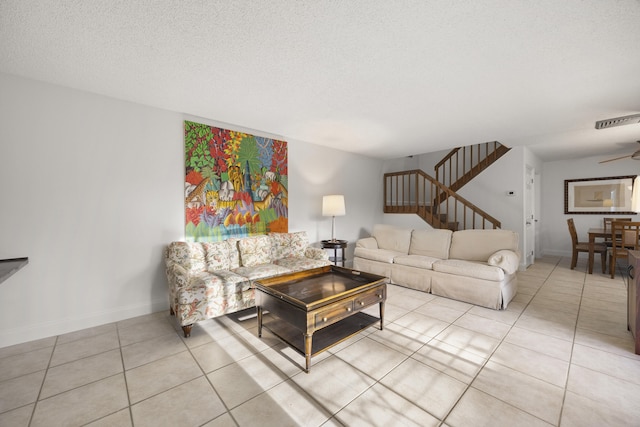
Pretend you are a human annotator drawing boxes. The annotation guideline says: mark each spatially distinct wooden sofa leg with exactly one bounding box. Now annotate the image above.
[170,306,175,316]
[182,325,192,338]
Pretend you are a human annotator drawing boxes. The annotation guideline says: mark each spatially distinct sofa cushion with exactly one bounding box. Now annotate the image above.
[354,247,405,263]
[209,270,252,292]
[226,238,241,269]
[232,263,291,280]
[270,231,308,259]
[178,271,251,304]
[488,250,520,275]
[305,247,330,261]
[372,224,412,253]
[203,241,231,271]
[355,237,378,249]
[177,272,225,304]
[393,254,439,269]
[433,259,505,281]
[238,235,272,267]
[448,230,519,262]
[166,242,207,272]
[409,229,452,259]
[274,257,330,271]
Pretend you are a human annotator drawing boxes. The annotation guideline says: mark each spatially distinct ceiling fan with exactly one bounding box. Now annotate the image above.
[599,141,640,164]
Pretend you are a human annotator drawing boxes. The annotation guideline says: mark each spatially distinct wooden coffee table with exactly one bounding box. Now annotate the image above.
[254,265,387,373]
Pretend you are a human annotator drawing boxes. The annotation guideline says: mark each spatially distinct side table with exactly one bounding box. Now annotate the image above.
[321,240,348,267]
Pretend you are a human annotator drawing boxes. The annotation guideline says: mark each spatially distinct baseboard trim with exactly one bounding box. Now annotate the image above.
[0,298,169,349]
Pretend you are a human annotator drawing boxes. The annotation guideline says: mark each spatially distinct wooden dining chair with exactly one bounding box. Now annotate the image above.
[603,217,632,247]
[567,218,607,273]
[609,221,640,279]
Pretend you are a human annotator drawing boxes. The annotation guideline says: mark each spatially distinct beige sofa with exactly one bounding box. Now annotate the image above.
[353,224,520,309]
[165,231,331,337]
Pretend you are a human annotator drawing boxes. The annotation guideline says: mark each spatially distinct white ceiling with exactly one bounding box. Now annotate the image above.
[2,0,640,162]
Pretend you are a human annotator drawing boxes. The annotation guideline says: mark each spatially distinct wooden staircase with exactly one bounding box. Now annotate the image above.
[384,141,510,230]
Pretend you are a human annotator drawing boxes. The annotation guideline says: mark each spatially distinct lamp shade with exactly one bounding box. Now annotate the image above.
[322,195,346,216]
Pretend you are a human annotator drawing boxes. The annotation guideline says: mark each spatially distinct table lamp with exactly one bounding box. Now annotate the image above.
[322,195,346,242]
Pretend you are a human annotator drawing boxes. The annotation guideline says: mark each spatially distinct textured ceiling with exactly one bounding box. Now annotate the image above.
[2,0,640,161]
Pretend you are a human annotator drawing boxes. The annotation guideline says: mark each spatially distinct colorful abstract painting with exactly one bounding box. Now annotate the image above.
[184,121,288,241]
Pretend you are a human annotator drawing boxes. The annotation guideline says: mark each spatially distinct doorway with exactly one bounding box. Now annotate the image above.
[524,165,536,267]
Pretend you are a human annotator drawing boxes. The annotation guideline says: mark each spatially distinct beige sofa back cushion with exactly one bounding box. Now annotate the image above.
[449,229,519,261]
[409,229,453,259]
[372,224,412,254]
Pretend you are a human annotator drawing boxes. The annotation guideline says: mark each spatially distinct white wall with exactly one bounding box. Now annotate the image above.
[0,73,384,347]
[541,156,640,257]
[286,133,384,262]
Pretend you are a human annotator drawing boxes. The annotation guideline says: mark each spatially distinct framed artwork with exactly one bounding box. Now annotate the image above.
[184,121,288,241]
[564,175,637,214]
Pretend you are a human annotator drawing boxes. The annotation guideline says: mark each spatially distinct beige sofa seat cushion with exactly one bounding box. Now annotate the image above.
[409,229,453,259]
[449,230,519,262]
[354,247,405,263]
[372,224,412,253]
[433,259,505,281]
[393,254,439,269]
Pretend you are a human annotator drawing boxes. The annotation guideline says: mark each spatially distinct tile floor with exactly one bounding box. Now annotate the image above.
[1,255,640,426]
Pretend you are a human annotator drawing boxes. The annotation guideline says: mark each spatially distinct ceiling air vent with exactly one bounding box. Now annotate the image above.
[595,113,640,129]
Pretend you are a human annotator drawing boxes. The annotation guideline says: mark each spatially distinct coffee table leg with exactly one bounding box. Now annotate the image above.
[304,333,312,373]
[379,301,385,330]
[257,306,263,338]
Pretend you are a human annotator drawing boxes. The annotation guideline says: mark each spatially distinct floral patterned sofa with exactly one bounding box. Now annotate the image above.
[164,232,331,337]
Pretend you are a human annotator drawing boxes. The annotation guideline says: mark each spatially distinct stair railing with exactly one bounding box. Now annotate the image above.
[384,169,501,230]
[435,141,509,190]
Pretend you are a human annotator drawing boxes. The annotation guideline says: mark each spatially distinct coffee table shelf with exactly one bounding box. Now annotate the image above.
[262,311,379,357]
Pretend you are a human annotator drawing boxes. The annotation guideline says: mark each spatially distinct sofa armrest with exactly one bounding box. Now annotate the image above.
[166,263,190,289]
[305,246,329,261]
[487,250,520,275]
[356,237,379,250]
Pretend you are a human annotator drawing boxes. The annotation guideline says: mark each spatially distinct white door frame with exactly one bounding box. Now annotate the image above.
[524,165,536,267]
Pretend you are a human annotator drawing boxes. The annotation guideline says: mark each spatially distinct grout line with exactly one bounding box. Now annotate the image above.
[555,261,587,426]
[27,334,58,427]
[116,317,135,426]
[5,256,636,426]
